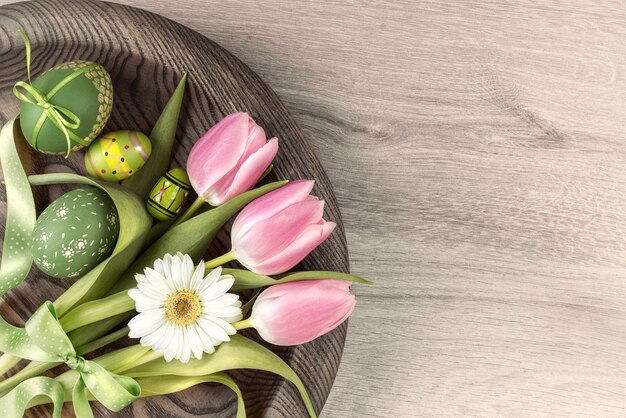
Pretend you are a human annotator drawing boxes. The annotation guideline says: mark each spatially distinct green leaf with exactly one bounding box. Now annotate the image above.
[108,180,288,294]
[122,74,187,198]
[28,173,152,316]
[122,334,316,418]
[225,268,374,292]
[68,312,134,348]
[136,373,246,418]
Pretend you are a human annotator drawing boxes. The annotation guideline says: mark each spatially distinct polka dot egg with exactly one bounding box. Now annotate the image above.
[31,187,119,279]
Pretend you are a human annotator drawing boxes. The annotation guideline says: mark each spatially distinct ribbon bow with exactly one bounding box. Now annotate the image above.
[12,30,90,158]
[0,302,140,417]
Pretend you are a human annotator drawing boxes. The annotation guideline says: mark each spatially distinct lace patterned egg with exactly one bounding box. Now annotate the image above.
[19,61,113,155]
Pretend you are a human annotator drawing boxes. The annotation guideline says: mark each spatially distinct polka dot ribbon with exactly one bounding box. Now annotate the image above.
[0,302,140,417]
[0,117,36,296]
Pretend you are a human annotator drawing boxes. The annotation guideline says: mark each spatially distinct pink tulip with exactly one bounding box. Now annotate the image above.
[187,112,279,206]
[249,280,356,345]
[231,180,336,275]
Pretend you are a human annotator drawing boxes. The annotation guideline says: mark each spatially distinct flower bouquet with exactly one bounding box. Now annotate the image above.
[0,31,372,417]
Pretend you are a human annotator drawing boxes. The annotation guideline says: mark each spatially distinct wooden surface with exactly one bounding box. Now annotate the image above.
[0,0,351,417]
[2,0,626,417]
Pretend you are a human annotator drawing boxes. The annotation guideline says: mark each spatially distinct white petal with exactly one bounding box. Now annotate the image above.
[132,291,163,312]
[163,344,176,362]
[175,326,187,362]
[128,310,165,338]
[153,258,166,275]
[144,267,174,294]
[201,277,235,301]
[187,325,204,360]
[201,293,240,307]
[180,255,195,289]
[203,304,242,318]
[189,262,205,292]
[179,332,191,363]
[137,283,167,303]
[158,322,179,353]
[140,321,170,348]
[161,254,173,283]
[196,326,216,354]
[221,313,244,323]
[200,267,222,289]
[205,315,237,335]
[170,254,185,291]
[198,316,231,342]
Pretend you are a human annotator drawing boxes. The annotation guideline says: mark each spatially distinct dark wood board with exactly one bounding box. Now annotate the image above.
[0,0,350,416]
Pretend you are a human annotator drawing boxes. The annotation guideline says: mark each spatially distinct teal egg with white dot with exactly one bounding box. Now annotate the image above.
[31,188,119,279]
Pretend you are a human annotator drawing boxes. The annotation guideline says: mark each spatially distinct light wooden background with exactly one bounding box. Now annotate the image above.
[3,0,626,416]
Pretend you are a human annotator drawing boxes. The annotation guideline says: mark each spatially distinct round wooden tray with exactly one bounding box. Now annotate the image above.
[0,0,349,416]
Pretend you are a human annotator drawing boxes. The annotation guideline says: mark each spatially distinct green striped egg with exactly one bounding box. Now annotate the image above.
[20,61,113,155]
[84,130,152,182]
[31,188,119,279]
[147,168,191,221]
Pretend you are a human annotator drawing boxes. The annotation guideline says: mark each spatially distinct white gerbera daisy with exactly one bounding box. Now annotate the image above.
[128,252,242,363]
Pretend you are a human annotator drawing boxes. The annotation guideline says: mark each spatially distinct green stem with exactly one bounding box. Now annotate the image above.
[171,196,207,227]
[76,326,130,356]
[232,317,254,331]
[59,291,135,333]
[0,355,20,377]
[0,361,59,397]
[115,349,163,374]
[204,250,237,269]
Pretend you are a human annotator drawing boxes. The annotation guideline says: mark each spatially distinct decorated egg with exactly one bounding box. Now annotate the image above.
[19,61,113,155]
[147,168,191,221]
[84,130,152,182]
[31,188,119,279]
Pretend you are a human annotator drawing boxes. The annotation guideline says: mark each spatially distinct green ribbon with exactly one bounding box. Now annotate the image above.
[0,302,140,417]
[11,30,89,158]
[0,117,36,295]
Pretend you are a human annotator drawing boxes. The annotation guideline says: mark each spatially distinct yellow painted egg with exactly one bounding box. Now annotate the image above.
[84,130,152,182]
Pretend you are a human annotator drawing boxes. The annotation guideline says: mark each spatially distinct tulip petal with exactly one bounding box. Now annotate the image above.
[245,221,336,275]
[235,199,326,263]
[243,123,267,160]
[231,180,315,243]
[251,279,355,346]
[204,138,278,206]
[220,138,278,204]
[187,112,249,196]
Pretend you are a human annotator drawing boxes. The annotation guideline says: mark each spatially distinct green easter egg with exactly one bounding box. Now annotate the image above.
[147,168,191,221]
[19,61,113,155]
[85,130,152,182]
[31,188,119,279]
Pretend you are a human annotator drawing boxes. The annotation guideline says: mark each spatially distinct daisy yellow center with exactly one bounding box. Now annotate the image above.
[165,291,202,325]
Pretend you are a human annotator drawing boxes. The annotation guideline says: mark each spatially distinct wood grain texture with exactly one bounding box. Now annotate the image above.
[2,0,626,416]
[0,0,350,416]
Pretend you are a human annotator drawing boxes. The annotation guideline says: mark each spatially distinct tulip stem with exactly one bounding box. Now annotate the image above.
[0,354,20,377]
[205,250,237,269]
[232,317,254,331]
[172,196,207,226]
